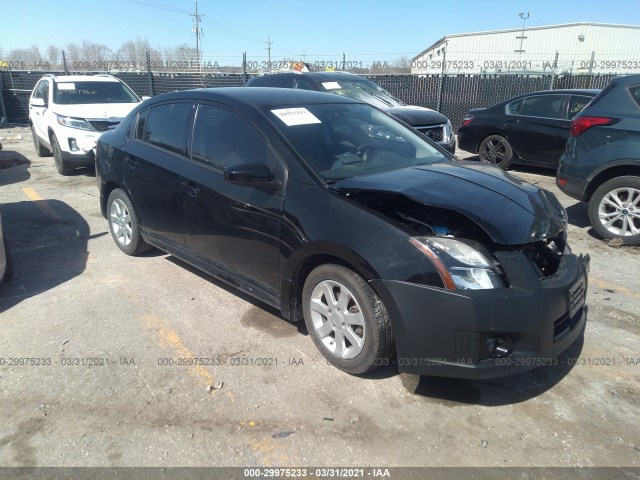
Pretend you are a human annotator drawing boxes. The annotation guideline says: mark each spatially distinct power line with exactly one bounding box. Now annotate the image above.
[123,0,190,14]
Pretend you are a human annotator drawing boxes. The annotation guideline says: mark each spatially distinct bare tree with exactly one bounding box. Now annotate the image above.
[9,45,44,64]
[47,45,60,66]
[81,40,113,63]
[65,43,81,63]
[391,56,412,73]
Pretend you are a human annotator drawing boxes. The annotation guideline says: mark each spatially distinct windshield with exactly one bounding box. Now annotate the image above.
[53,81,140,105]
[268,103,448,181]
[319,79,404,109]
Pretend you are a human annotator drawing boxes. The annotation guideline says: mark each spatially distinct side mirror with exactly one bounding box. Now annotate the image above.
[224,163,275,188]
[30,98,46,107]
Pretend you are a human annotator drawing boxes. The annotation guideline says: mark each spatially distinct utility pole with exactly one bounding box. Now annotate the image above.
[515,12,531,54]
[190,1,204,65]
[266,35,273,66]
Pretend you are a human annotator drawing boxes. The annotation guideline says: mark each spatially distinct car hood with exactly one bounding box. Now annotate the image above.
[52,102,140,120]
[384,106,448,127]
[331,161,566,245]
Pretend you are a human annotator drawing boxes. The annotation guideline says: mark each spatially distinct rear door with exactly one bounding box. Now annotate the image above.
[506,94,568,165]
[180,102,286,301]
[122,101,194,248]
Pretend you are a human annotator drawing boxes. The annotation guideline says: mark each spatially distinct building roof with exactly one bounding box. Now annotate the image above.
[413,22,640,61]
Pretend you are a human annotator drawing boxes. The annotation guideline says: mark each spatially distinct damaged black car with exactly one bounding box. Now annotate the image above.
[96,87,589,379]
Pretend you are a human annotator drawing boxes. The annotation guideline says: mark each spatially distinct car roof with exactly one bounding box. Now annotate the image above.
[518,89,601,97]
[46,74,122,83]
[145,87,361,108]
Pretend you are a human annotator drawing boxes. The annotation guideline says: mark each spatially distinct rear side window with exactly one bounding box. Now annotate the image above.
[506,98,524,115]
[519,95,565,119]
[142,102,192,156]
[630,86,640,108]
[268,75,294,88]
[567,95,593,119]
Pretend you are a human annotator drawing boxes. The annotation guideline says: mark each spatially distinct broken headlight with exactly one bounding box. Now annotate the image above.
[410,237,505,291]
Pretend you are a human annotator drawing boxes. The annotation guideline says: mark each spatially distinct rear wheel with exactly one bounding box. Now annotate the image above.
[478,135,513,169]
[107,189,152,256]
[51,134,72,175]
[588,176,640,245]
[31,125,49,157]
[302,264,393,374]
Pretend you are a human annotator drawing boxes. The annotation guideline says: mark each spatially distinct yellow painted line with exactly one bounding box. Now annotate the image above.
[589,276,640,299]
[143,314,214,388]
[21,187,60,219]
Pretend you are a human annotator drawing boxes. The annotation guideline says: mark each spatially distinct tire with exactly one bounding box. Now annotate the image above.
[106,189,152,256]
[51,134,73,175]
[302,264,394,374]
[588,176,640,245]
[31,125,49,157]
[478,135,513,169]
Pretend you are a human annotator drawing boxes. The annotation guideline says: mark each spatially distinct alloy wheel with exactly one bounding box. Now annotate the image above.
[110,198,133,247]
[597,187,640,236]
[309,280,366,359]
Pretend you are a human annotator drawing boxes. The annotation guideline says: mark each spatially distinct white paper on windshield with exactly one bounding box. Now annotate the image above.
[271,108,321,126]
[322,81,341,90]
[57,83,76,90]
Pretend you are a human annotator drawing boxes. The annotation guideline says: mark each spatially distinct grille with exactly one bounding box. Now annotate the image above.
[88,120,121,132]
[416,125,444,142]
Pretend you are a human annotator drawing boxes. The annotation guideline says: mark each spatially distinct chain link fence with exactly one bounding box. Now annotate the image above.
[0,54,618,131]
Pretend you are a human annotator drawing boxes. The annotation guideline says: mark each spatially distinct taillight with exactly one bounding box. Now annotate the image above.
[570,116,619,137]
[462,115,474,126]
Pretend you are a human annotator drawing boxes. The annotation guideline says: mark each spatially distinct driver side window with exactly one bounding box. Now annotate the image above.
[191,104,285,188]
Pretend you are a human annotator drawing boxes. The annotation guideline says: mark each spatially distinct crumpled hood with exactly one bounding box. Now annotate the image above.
[332,161,567,245]
[52,102,140,120]
[385,106,449,127]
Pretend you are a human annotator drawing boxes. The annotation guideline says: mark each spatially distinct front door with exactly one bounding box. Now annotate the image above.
[180,103,286,301]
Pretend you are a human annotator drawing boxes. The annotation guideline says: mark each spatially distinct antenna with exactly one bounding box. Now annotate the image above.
[190,1,204,63]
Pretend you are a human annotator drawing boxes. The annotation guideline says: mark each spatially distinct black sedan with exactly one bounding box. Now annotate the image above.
[247,71,456,153]
[458,89,599,169]
[96,87,589,379]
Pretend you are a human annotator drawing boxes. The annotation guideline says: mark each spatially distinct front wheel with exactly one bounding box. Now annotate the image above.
[478,135,513,169]
[107,189,152,256]
[302,264,394,374]
[32,125,49,157]
[588,176,640,245]
[51,134,72,175]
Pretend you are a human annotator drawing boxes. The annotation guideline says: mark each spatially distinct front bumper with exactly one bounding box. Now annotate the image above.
[54,124,100,164]
[371,250,590,379]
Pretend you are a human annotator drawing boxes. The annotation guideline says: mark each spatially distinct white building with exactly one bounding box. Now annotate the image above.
[411,22,640,75]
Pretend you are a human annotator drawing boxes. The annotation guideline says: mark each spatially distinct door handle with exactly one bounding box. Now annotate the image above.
[126,157,138,169]
[181,183,200,198]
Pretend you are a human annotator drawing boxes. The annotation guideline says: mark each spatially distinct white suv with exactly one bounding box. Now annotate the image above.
[29,74,142,175]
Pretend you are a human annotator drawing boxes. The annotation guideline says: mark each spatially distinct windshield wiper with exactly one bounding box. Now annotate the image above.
[355,84,395,108]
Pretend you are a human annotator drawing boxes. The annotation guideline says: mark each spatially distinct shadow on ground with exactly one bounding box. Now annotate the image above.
[0,200,91,313]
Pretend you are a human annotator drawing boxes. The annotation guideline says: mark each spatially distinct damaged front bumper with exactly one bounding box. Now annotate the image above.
[370,250,590,379]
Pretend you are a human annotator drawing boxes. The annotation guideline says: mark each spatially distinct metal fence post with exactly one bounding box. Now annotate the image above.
[0,74,8,124]
[146,51,155,96]
[436,42,448,113]
[62,50,69,74]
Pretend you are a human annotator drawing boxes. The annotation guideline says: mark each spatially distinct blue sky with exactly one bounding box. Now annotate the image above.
[2,0,639,64]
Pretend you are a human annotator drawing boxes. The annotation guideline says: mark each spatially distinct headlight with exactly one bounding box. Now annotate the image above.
[57,115,94,131]
[410,237,505,290]
[443,120,452,142]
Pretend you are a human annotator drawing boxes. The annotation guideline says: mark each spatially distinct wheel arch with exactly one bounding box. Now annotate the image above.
[584,162,640,201]
[281,247,379,323]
